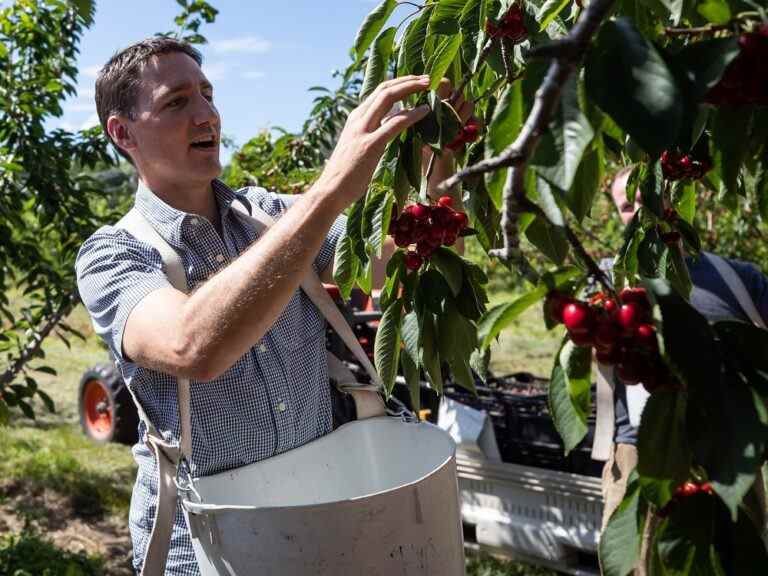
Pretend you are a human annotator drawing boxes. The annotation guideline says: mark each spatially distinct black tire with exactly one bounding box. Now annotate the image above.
[78,362,139,445]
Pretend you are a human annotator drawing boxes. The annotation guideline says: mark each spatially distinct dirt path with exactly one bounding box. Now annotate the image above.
[0,480,134,575]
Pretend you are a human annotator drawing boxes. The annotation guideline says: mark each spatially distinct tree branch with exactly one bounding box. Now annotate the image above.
[440,0,617,289]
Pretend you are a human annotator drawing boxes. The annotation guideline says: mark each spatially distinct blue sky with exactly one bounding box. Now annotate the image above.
[54,1,400,163]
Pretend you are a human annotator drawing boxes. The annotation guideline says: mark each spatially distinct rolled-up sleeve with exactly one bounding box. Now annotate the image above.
[243,187,347,275]
[75,227,171,363]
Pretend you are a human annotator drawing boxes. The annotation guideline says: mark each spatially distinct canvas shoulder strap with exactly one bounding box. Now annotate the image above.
[115,207,191,576]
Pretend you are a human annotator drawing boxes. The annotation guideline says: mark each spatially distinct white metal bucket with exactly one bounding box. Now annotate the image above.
[181,416,465,575]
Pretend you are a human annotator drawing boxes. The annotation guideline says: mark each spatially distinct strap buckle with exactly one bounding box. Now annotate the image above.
[174,456,201,502]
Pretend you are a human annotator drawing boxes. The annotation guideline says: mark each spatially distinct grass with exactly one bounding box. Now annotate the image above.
[0,288,562,575]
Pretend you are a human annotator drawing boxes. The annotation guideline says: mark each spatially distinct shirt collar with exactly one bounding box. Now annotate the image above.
[133,178,243,248]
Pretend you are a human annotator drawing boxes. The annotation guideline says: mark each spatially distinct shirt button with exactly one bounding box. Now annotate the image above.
[277,401,287,413]
[258,344,267,353]
[190,217,199,226]
[214,254,225,263]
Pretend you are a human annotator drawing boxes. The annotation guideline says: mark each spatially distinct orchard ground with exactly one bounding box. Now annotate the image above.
[0,282,561,575]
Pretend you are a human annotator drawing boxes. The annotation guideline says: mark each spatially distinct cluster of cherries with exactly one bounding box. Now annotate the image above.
[390,196,469,271]
[660,149,713,181]
[546,287,669,391]
[657,481,715,517]
[485,4,528,43]
[705,24,768,107]
[447,119,482,151]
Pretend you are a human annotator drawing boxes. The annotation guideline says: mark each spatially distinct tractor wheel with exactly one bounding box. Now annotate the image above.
[78,363,138,445]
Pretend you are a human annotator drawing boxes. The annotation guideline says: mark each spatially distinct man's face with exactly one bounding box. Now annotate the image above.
[611,167,640,226]
[121,52,221,188]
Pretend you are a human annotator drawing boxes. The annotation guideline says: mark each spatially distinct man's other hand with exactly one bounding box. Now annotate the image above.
[314,75,432,211]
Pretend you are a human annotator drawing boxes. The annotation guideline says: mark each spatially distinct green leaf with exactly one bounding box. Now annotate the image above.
[536,0,571,32]
[640,160,664,219]
[428,0,468,34]
[398,9,431,76]
[525,214,569,266]
[374,299,403,395]
[656,492,723,575]
[425,33,463,91]
[697,0,731,24]
[401,311,422,412]
[637,390,690,508]
[333,235,359,300]
[438,300,478,393]
[429,247,464,296]
[362,186,394,257]
[711,107,752,198]
[585,18,683,156]
[37,389,56,414]
[485,82,523,209]
[33,365,57,376]
[353,0,397,64]
[566,141,603,222]
[549,339,592,454]
[675,37,739,103]
[599,472,645,576]
[420,310,444,394]
[347,197,368,265]
[360,27,397,100]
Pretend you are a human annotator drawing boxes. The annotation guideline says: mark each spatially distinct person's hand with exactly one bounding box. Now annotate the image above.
[314,75,432,212]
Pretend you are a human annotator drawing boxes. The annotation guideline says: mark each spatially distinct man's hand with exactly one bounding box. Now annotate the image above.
[314,75,432,212]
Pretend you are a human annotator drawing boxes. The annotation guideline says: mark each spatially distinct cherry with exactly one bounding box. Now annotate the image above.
[594,320,621,351]
[394,231,411,248]
[700,482,715,495]
[569,330,594,348]
[616,359,642,384]
[427,226,445,246]
[453,211,469,230]
[634,323,657,350]
[416,240,435,258]
[618,302,642,333]
[437,195,453,208]
[443,230,459,246]
[405,251,423,271]
[675,481,700,498]
[562,302,593,334]
[619,287,648,304]
[602,298,618,315]
[408,203,430,221]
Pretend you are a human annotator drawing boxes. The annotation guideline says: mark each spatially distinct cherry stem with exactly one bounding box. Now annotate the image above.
[450,38,495,105]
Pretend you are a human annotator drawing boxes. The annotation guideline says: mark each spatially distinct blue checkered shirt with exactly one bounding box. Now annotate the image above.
[75,179,346,575]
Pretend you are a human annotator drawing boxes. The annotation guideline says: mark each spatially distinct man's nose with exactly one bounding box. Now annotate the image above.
[193,94,219,127]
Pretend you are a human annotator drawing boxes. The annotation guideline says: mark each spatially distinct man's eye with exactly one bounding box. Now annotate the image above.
[167,97,185,109]
[203,92,214,102]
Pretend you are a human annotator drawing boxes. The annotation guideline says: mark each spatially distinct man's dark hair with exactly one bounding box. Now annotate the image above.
[95,36,203,164]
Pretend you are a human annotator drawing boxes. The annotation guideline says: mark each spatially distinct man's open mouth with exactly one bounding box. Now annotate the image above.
[190,135,217,149]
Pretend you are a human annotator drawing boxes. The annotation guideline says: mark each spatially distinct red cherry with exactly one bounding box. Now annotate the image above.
[410,203,430,221]
[603,298,618,315]
[619,287,648,305]
[431,205,454,228]
[701,482,715,495]
[618,303,642,333]
[675,482,699,498]
[617,359,642,384]
[394,231,411,248]
[452,211,469,230]
[634,323,657,350]
[427,226,445,246]
[437,195,454,208]
[416,240,435,258]
[563,302,593,333]
[594,320,621,351]
[569,330,594,348]
[405,251,423,271]
[443,231,459,246]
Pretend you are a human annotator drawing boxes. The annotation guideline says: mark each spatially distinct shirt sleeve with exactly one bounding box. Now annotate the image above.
[728,258,768,326]
[241,187,347,275]
[75,227,171,364]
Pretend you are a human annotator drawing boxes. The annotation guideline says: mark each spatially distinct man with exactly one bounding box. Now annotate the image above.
[75,37,466,574]
[601,168,768,574]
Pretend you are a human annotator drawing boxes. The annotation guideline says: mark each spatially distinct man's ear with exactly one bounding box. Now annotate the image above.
[106,115,136,155]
